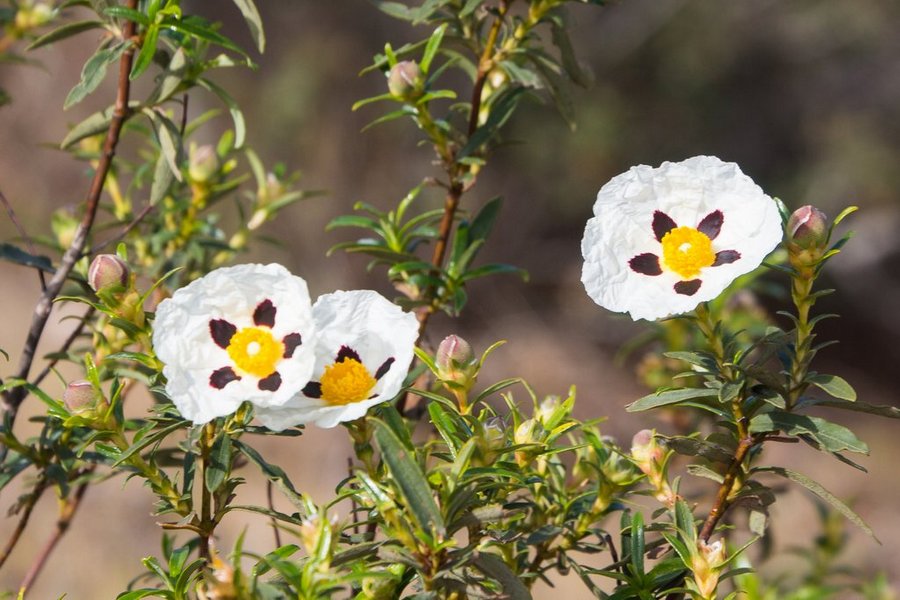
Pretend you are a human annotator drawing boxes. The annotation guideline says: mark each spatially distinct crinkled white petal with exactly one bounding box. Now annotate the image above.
[152,263,316,424]
[256,289,418,430]
[581,156,783,321]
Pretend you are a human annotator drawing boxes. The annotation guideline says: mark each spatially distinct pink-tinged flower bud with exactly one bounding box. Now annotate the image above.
[436,335,477,386]
[63,380,101,414]
[387,61,422,99]
[88,254,129,292]
[787,205,828,249]
[188,144,220,183]
[630,429,664,469]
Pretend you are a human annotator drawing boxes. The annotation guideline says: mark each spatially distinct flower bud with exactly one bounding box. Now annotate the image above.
[787,205,828,250]
[88,254,129,292]
[188,144,220,183]
[63,380,102,414]
[692,539,726,599]
[15,2,53,31]
[436,335,476,383]
[387,61,422,99]
[630,429,664,471]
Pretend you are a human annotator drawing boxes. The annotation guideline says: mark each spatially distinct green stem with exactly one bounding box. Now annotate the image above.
[197,422,216,562]
[787,274,815,410]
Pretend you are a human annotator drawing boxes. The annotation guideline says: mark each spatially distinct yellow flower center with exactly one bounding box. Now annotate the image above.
[319,358,376,406]
[660,226,716,279]
[226,327,284,378]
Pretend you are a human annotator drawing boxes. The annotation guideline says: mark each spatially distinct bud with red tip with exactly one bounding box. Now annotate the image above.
[88,254,129,292]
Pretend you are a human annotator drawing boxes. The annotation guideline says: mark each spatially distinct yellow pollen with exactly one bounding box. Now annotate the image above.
[226,327,284,378]
[660,226,716,279]
[319,358,376,406]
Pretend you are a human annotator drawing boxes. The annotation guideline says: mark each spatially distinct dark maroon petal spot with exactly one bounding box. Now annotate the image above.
[258,372,282,392]
[210,366,240,389]
[253,299,277,328]
[374,357,395,381]
[282,333,303,358]
[713,249,741,266]
[209,320,237,349]
[697,210,724,240]
[652,210,678,242]
[674,280,702,296]
[336,346,362,363]
[629,253,662,276]
[303,381,322,398]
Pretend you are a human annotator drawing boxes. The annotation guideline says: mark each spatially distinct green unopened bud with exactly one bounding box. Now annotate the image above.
[88,254,129,292]
[188,144,220,183]
[436,335,476,384]
[692,539,726,599]
[387,61,422,99]
[63,380,103,414]
[787,205,828,250]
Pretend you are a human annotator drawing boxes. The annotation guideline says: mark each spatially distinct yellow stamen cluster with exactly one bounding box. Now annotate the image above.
[320,358,376,405]
[660,226,715,279]
[226,327,284,378]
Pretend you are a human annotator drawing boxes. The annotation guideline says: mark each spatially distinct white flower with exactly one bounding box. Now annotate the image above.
[581,156,783,321]
[255,290,418,430]
[152,263,316,424]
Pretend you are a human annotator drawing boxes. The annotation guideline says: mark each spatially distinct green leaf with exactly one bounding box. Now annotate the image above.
[551,21,592,87]
[755,466,876,540]
[143,108,184,182]
[150,149,175,205]
[458,86,526,159]
[162,17,247,56]
[27,20,105,51]
[230,0,265,52]
[372,418,445,539]
[472,553,532,600]
[420,24,447,74]
[0,243,54,273]
[816,399,900,419]
[198,77,245,147]
[111,421,187,467]
[65,41,130,109]
[232,439,306,512]
[205,432,231,493]
[749,412,868,454]
[130,24,159,80]
[807,374,856,401]
[630,511,645,576]
[60,105,116,149]
[626,387,718,412]
[103,5,150,25]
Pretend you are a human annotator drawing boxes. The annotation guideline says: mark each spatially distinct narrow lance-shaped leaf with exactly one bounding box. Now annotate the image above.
[627,387,719,412]
[371,418,446,539]
[230,0,265,52]
[755,466,877,540]
[65,41,130,109]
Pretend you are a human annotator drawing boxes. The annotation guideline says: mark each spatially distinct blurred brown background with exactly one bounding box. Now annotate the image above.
[1,0,899,597]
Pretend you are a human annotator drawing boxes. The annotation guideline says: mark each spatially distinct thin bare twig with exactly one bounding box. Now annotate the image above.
[0,187,47,291]
[0,0,139,451]
[0,479,48,571]
[17,478,90,596]
[88,203,155,255]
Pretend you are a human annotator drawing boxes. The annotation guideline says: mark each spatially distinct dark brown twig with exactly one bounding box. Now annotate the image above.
[0,479,48,571]
[0,187,47,292]
[17,478,90,595]
[0,0,139,447]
